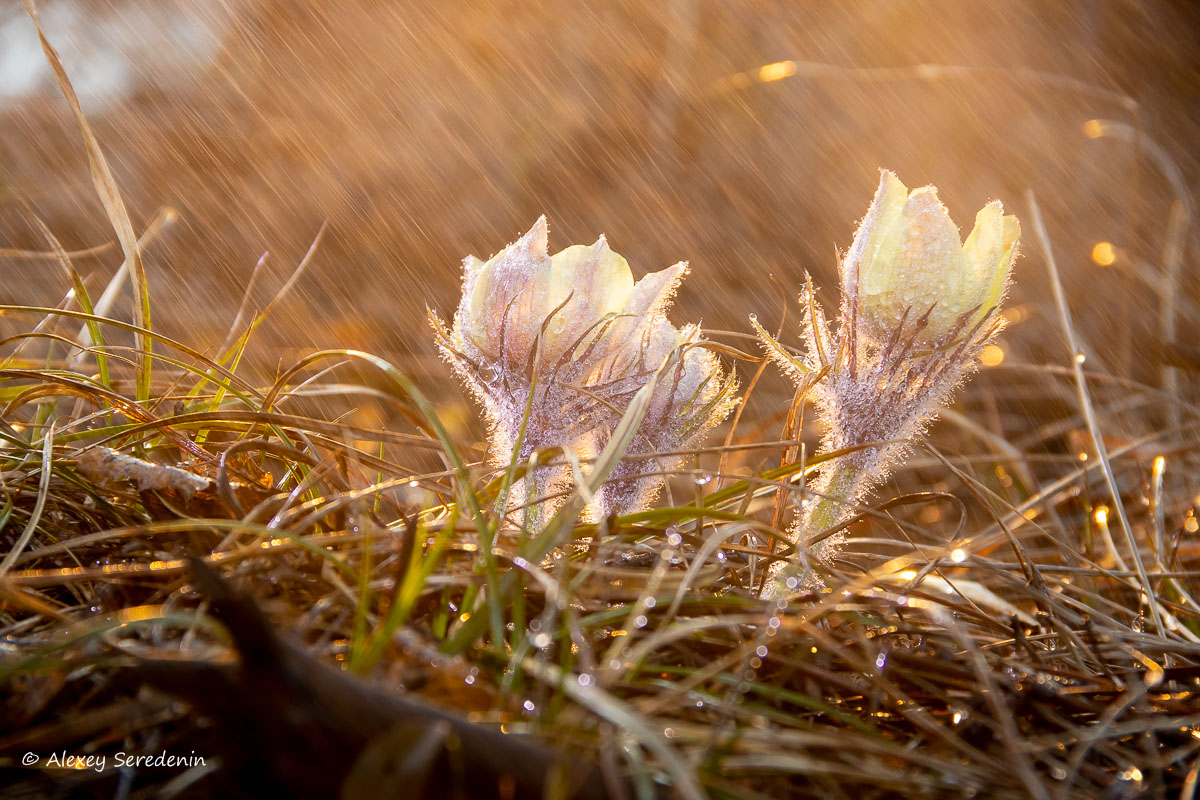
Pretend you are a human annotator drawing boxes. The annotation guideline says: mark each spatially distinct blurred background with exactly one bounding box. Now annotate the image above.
[1,0,1196,426]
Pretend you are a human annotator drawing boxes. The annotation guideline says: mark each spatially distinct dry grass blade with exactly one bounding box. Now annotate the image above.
[22,1,152,401]
[0,422,55,575]
[1027,190,1165,638]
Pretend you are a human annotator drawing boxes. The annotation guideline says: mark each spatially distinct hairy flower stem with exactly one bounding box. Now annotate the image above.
[771,459,860,593]
[521,466,552,534]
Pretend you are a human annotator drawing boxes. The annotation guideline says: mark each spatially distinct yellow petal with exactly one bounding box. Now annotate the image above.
[898,187,968,298]
[963,202,1020,321]
[860,184,967,339]
[963,202,1004,286]
[544,237,635,348]
[853,170,910,298]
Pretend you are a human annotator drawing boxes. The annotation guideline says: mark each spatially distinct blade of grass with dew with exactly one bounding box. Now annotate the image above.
[355,511,459,673]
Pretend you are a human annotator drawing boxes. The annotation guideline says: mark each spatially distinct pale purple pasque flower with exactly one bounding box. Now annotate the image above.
[431,216,736,525]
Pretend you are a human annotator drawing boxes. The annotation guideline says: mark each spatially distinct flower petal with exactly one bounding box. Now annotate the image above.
[848,169,909,301]
[461,216,553,359]
[963,201,1020,322]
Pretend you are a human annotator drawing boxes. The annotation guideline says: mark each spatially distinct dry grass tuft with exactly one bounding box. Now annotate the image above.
[2,8,1200,798]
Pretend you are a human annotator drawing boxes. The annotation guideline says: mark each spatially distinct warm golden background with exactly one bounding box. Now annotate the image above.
[2,0,1196,399]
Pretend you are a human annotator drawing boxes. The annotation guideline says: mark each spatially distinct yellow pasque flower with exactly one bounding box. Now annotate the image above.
[844,170,1020,346]
[756,170,1020,597]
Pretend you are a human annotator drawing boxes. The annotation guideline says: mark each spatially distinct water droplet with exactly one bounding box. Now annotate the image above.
[634,615,648,628]
[755,645,769,658]
[693,472,713,486]
[609,659,622,671]
[716,550,727,563]
[643,596,656,609]
[577,674,593,687]
[1074,353,1086,364]
[464,674,475,685]
[532,632,551,648]
[666,528,683,547]
[523,699,536,712]
[874,651,888,670]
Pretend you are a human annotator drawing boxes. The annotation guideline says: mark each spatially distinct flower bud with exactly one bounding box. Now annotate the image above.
[459,216,644,371]
[844,171,1020,346]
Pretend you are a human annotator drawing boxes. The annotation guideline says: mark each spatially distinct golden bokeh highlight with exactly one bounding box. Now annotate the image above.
[1091,241,1117,266]
[758,60,797,83]
[980,344,1005,367]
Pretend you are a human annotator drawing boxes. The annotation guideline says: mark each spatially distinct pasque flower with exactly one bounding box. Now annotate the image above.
[431,217,736,524]
[756,170,1020,596]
